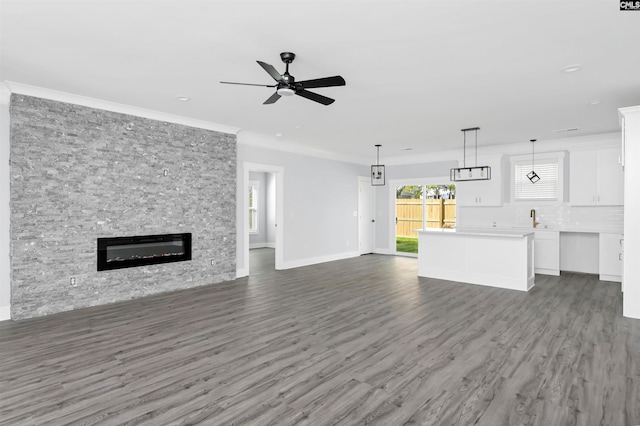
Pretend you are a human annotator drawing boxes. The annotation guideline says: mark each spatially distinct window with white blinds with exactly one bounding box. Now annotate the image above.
[514,161,558,200]
[511,152,565,201]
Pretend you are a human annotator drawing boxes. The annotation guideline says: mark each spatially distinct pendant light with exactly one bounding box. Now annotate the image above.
[527,139,540,183]
[371,144,385,186]
[450,127,491,181]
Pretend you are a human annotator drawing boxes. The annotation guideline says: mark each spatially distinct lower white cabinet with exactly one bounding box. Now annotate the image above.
[599,233,624,283]
[534,230,560,276]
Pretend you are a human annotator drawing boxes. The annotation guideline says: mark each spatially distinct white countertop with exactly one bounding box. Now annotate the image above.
[417,228,534,238]
[502,226,623,234]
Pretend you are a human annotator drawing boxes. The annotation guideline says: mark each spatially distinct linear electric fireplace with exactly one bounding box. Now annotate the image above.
[97,233,192,271]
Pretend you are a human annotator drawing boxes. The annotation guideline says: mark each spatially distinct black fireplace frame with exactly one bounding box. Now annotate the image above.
[97,233,192,271]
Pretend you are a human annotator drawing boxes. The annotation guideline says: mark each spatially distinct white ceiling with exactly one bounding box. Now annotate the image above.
[2,0,639,162]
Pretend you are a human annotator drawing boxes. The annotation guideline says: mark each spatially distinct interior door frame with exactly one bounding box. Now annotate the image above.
[242,162,284,274]
[388,176,450,257]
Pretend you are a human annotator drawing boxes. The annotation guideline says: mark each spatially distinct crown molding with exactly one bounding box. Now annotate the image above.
[2,81,240,135]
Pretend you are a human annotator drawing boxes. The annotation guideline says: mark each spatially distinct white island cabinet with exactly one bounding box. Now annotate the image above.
[417,228,534,292]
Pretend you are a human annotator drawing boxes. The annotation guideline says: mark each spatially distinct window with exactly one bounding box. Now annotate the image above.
[511,152,565,201]
[248,181,259,233]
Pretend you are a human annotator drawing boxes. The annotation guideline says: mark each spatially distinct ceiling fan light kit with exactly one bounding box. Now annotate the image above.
[450,127,492,182]
[221,52,346,105]
[276,87,295,97]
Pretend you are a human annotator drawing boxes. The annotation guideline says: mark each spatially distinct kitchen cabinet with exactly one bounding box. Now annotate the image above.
[619,105,640,317]
[570,147,623,206]
[456,155,503,207]
[599,233,623,283]
[534,230,559,276]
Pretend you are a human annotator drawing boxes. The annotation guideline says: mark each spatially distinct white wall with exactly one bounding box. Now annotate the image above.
[236,131,368,275]
[0,99,10,320]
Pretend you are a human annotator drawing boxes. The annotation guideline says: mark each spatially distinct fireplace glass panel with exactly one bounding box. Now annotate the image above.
[97,233,191,271]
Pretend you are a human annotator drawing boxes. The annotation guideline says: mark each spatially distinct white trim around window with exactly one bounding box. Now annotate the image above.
[248,180,259,234]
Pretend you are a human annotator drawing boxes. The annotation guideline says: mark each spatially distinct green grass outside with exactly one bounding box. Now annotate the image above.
[396,237,418,253]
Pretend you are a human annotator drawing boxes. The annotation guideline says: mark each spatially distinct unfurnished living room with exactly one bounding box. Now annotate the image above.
[1,1,640,425]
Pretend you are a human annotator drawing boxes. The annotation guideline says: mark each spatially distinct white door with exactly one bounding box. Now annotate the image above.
[358,177,375,254]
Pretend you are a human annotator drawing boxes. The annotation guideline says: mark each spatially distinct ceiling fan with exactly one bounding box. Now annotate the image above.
[220,52,346,105]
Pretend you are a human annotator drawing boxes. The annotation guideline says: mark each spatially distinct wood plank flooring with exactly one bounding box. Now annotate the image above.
[1,250,640,425]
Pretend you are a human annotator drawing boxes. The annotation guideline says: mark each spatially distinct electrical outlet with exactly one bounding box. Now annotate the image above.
[211,259,215,266]
[70,277,77,287]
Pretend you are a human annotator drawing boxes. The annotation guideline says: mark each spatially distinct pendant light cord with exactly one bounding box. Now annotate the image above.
[463,131,467,168]
[531,139,536,170]
[475,128,478,167]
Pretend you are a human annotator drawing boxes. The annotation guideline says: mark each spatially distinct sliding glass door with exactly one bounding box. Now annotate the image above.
[394,183,456,254]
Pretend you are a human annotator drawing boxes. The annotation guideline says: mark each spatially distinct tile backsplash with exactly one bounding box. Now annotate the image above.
[458,202,624,232]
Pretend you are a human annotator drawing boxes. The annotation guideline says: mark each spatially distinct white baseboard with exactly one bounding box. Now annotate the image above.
[0,305,10,321]
[280,251,360,270]
[599,273,622,283]
[249,243,276,249]
[373,248,395,255]
[536,268,561,276]
[236,267,249,278]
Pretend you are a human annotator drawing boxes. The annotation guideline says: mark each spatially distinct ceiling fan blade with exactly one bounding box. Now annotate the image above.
[297,76,346,89]
[257,61,283,82]
[220,81,276,87]
[295,89,335,105]
[263,92,281,104]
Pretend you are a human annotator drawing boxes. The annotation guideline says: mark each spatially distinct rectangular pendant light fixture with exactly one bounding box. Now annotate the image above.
[450,127,492,182]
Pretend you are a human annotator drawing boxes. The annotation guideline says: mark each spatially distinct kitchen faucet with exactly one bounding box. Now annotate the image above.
[530,209,540,228]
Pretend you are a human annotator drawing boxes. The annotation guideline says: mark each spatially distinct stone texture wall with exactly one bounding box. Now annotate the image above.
[10,95,236,319]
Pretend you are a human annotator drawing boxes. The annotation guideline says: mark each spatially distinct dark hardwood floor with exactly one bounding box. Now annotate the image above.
[1,253,639,425]
[249,247,275,275]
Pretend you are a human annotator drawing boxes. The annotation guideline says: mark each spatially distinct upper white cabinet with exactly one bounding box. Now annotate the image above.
[569,146,623,206]
[456,155,503,207]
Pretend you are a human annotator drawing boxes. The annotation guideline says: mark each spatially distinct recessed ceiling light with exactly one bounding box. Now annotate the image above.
[275,133,283,137]
[563,64,582,73]
[587,99,601,105]
[554,127,579,133]
[401,148,413,151]
[176,96,190,101]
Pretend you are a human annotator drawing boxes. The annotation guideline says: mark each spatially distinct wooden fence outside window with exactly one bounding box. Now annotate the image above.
[396,199,456,238]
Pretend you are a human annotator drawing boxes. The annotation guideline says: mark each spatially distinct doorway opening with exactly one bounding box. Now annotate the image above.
[242,162,284,277]
[394,182,456,254]
[248,171,277,275]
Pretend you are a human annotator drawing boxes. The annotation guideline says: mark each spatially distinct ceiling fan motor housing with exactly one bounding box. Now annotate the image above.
[280,52,296,63]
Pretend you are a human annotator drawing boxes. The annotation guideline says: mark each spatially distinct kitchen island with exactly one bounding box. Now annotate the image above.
[417,228,535,291]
